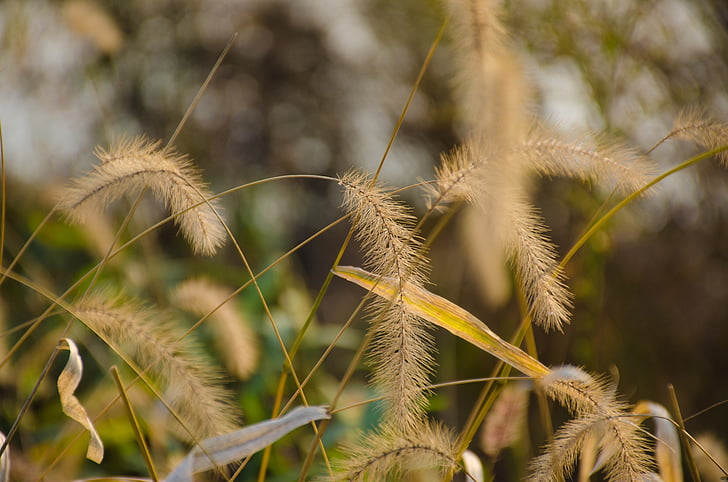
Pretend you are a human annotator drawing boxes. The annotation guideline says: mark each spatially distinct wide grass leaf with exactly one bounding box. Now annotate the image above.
[332,266,549,377]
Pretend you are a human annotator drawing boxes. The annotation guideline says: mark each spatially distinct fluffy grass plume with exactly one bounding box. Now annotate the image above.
[428,139,573,330]
[57,136,226,255]
[508,200,573,331]
[172,278,259,380]
[339,170,433,432]
[670,107,728,165]
[425,141,484,210]
[444,0,529,144]
[532,366,653,481]
[337,421,459,480]
[519,126,658,194]
[75,293,239,439]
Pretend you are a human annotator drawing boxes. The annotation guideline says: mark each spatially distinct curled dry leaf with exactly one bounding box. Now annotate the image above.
[633,401,682,482]
[57,338,104,464]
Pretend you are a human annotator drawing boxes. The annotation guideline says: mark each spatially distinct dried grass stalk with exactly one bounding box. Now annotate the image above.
[339,170,433,432]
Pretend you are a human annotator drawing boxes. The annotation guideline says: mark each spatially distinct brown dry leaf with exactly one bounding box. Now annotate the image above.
[57,338,104,463]
[480,383,530,457]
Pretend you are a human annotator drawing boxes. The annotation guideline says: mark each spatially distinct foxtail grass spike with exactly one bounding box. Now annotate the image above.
[58,136,225,255]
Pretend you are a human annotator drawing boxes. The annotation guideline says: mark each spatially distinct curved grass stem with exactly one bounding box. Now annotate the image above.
[561,145,728,269]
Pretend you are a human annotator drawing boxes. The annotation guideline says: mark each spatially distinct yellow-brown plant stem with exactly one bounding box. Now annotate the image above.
[111,365,160,482]
[668,384,701,482]
[561,145,728,269]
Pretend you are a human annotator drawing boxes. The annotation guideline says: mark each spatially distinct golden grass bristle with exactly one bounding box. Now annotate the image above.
[508,200,573,331]
[532,366,653,481]
[172,278,258,380]
[444,0,543,321]
[339,170,433,432]
[75,294,238,439]
[338,420,459,481]
[671,108,728,165]
[430,139,573,330]
[339,170,428,285]
[425,141,484,210]
[519,127,658,194]
[57,136,225,256]
[480,382,530,457]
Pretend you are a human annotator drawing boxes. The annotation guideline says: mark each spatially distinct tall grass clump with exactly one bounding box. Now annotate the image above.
[1,0,727,481]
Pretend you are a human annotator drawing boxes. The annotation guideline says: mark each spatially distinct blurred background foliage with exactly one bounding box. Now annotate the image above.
[2,0,728,479]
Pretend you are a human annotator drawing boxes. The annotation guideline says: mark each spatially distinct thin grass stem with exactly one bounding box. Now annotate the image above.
[371,19,447,182]
[111,365,160,482]
[167,33,237,147]
[668,383,701,482]
[561,145,728,269]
